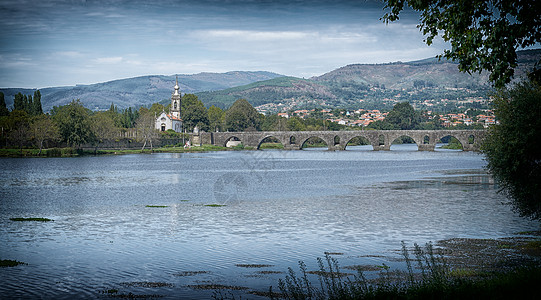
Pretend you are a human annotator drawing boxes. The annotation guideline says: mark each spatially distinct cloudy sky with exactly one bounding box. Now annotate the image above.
[0,0,449,88]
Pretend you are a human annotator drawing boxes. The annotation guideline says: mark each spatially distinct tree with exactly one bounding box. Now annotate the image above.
[52,100,95,147]
[225,99,261,131]
[482,79,541,219]
[382,0,541,88]
[208,105,224,132]
[287,117,306,131]
[180,94,209,132]
[384,102,421,130]
[31,115,59,155]
[0,92,9,116]
[90,112,119,151]
[32,90,43,115]
[7,110,30,150]
[181,94,201,112]
[183,104,209,132]
[13,93,24,111]
[136,110,160,151]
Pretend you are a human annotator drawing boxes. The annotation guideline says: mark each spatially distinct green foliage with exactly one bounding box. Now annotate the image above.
[32,90,43,115]
[176,94,209,132]
[482,79,541,219]
[31,114,59,154]
[51,100,95,147]
[382,0,541,88]
[10,217,53,222]
[0,92,9,116]
[208,105,225,132]
[13,92,24,111]
[225,99,261,131]
[0,260,27,267]
[287,117,307,131]
[385,102,421,130]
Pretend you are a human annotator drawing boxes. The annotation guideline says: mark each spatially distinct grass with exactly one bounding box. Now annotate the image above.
[0,144,230,158]
[10,217,53,222]
[0,259,27,267]
[260,142,285,150]
[268,242,541,300]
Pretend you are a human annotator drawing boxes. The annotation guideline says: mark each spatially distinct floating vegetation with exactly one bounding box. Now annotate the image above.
[256,270,283,274]
[10,217,53,222]
[119,282,173,288]
[343,264,384,272]
[235,264,274,268]
[107,292,163,298]
[323,252,344,255]
[188,284,248,290]
[306,270,353,277]
[173,271,209,276]
[247,289,284,298]
[145,205,168,208]
[0,259,27,267]
[204,204,226,207]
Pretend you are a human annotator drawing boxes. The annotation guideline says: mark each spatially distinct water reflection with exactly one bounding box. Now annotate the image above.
[0,148,538,299]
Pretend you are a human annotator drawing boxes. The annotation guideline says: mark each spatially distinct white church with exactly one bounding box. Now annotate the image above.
[155,76,182,132]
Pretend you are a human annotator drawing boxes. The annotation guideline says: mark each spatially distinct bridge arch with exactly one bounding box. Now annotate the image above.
[257,135,286,150]
[223,135,243,148]
[344,135,372,151]
[300,135,329,150]
[435,134,464,151]
[389,134,419,151]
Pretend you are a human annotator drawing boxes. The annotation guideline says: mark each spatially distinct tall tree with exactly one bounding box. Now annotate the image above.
[0,92,9,116]
[383,0,541,218]
[225,99,261,132]
[382,0,541,88]
[208,105,224,132]
[180,94,209,132]
[482,79,541,219]
[136,110,159,151]
[7,110,30,151]
[183,104,209,132]
[51,100,95,148]
[33,90,43,115]
[13,93,24,111]
[31,115,59,155]
[90,111,120,152]
[384,102,421,130]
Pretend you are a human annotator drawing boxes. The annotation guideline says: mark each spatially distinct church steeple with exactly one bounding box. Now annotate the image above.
[171,75,181,119]
[173,75,180,96]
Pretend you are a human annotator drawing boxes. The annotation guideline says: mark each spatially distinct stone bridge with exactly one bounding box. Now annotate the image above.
[199,130,487,151]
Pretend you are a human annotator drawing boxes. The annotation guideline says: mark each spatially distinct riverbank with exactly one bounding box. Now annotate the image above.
[0,144,232,157]
[0,142,339,157]
[271,232,541,300]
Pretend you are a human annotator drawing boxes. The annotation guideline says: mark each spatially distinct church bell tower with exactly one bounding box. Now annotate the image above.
[171,75,181,119]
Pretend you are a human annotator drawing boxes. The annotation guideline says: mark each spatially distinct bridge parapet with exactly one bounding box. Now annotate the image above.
[200,130,487,151]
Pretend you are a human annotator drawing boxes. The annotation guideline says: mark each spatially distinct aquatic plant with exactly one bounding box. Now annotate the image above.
[271,242,541,300]
[0,259,27,267]
[145,205,168,208]
[10,217,53,222]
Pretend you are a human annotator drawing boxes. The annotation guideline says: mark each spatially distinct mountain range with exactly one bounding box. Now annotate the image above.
[1,49,539,112]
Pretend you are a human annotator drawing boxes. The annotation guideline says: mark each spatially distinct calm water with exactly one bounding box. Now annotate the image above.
[1,145,539,299]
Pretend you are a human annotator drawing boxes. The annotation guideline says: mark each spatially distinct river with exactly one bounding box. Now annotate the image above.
[1,145,538,299]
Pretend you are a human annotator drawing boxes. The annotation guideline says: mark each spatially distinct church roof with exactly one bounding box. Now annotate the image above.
[167,113,181,121]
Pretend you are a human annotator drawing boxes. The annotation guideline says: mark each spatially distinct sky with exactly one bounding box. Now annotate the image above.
[0,0,450,88]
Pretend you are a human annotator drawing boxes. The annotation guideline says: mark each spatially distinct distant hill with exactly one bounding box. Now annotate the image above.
[196,49,540,111]
[0,71,283,112]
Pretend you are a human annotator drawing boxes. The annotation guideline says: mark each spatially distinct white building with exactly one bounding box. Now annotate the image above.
[155,76,182,132]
